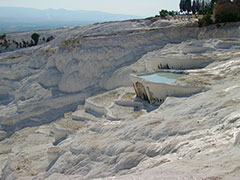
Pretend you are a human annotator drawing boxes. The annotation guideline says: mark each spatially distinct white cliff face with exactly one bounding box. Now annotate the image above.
[0,19,202,135]
[0,19,240,180]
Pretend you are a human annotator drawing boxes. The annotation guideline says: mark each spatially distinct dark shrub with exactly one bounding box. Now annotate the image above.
[31,33,40,45]
[198,13,213,27]
[215,11,240,23]
[46,36,54,42]
[216,23,221,28]
[214,1,240,23]
[0,34,6,40]
[159,9,169,18]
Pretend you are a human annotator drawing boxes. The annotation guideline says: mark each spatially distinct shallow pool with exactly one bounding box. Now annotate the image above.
[139,72,185,84]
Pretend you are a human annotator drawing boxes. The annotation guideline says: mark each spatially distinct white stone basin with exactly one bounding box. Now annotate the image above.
[130,71,202,105]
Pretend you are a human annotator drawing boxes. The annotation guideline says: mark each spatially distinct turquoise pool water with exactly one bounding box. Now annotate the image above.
[140,72,184,84]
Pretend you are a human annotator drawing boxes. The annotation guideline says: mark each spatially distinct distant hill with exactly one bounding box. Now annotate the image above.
[0,7,141,33]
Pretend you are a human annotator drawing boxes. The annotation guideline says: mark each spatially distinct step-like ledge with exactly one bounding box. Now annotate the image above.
[130,71,203,105]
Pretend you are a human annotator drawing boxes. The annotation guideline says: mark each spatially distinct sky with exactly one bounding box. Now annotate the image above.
[0,0,180,17]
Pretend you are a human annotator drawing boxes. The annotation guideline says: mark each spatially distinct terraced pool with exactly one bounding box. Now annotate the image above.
[139,72,185,84]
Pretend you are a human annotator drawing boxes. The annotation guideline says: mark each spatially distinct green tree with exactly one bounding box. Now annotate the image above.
[210,0,217,12]
[46,35,54,42]
[214,0,240,23]
[159,9,169,18]
[22,39,27,48]
[168,11,175,16]
[15,42,19,48]
[199,0,205,14]
[0,34,6,40]
[192,0,197,14]
[3,39,9,48]
[180,0,186,12]
[186,0,192,13]
[198,13,213,27]
[31,33,40,45]
[196,0,201,13]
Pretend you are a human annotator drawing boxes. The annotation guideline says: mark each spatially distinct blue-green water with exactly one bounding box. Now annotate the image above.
[140,72,184,84]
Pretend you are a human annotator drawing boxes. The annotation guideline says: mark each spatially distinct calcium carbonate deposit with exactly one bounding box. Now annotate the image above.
[1,18,240,180]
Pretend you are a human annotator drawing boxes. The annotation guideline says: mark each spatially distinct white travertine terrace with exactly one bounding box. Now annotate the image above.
[130,72,202,105]
[1,19,240,180]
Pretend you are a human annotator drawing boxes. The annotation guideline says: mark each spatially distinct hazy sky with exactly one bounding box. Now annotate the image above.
[0,0,180,16]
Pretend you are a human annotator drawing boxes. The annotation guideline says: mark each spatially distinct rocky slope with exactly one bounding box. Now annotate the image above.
[1,19,240,179]
[0,19,202,136]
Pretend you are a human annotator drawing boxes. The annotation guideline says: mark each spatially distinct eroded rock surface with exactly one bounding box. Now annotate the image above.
[0,19,204,135]
[1,20,240,180]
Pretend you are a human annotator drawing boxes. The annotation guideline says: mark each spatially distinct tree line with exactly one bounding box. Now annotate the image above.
[194,0,240,27]
[0,33,55,51]
[179,0,217,14]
